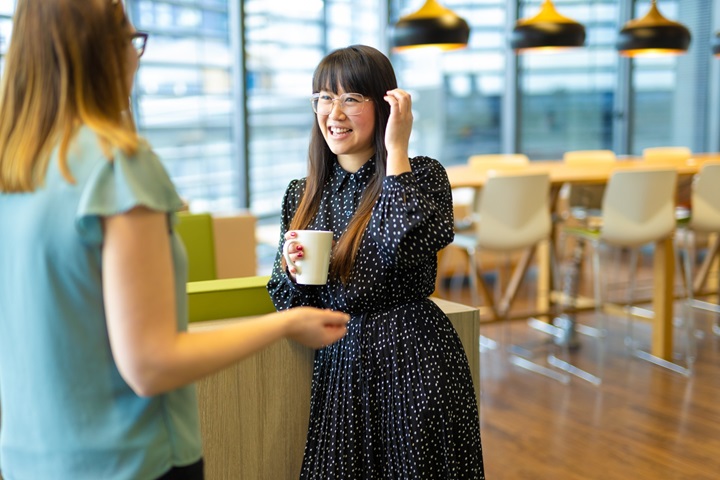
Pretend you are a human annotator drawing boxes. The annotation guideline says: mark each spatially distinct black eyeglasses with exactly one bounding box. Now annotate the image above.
[130,31,149,58]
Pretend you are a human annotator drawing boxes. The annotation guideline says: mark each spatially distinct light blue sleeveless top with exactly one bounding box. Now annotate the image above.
[0,127,202,479]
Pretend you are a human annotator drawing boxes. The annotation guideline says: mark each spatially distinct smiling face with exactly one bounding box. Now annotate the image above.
[316,86,376,171]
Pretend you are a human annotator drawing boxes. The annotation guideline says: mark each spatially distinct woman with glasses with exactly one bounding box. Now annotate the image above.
[268,45,484,479]
[0,1,349,479]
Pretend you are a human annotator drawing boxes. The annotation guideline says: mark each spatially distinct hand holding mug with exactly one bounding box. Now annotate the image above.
[283,230,333,285]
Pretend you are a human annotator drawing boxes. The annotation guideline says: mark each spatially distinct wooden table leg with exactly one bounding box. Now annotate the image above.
[535,240,551,321]
[652,236,675,360]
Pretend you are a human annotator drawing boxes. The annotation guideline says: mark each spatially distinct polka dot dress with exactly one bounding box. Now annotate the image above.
[268,156,484,479]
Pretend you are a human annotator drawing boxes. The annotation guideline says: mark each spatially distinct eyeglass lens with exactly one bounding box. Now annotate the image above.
[312,93,366,115]
[131,32,148,57]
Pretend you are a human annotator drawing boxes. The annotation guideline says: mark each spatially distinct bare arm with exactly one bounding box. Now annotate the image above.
[102,207,348,397]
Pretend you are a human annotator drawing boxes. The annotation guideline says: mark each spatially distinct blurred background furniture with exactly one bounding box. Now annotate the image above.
[176,211,257,281]
[643,146,692,163]
[447,172,566,379]
[561,149,617,224]
[643,146,694,216]
[453,153,530,231]
[443,154,532,295]
[445,156,708,365]
[450,171,550,314]
[563,167,694,376]
[676,162,720,339]
[551,150,619,357]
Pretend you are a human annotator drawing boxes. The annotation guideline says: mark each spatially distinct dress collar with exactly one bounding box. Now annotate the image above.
[331,157,376,193]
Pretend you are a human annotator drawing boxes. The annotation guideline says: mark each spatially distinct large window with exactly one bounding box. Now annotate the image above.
[244,0,383,219]
[1,0,718,230]
[630,0,710,154]
[0,0,14,73]
[127,0,238,212]
[391,0,507,166]
[518,0,619,159]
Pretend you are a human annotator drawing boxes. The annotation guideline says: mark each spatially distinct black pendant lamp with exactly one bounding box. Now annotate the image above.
[391,0,470,52]
[511,0,586,53]
[616,0,691,57]
[712,31,720,57]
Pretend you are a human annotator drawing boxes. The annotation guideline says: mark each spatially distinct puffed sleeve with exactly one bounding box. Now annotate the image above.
[369,156,454,265]
[75,142,184,246]
[266,179,324,310]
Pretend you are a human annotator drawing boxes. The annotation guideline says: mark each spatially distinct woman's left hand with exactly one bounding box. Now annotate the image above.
[384,88,413,175]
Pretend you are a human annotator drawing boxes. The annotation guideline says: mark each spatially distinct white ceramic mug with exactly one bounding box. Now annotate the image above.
[283,230,333,285]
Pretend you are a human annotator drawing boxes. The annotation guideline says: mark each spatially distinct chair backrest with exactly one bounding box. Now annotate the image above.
[690,162,720,233]
[462,154,530,225]
[561,151,616,212]
[600,168,678,247]
[475,172,551,252]
[175,212,218,281]
[212,212,258,278]
[468,153,529,170]
[563,150,617,165]
[642,146,692,163]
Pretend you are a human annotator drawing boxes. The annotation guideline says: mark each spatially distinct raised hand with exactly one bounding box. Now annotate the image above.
[383,88,413,176]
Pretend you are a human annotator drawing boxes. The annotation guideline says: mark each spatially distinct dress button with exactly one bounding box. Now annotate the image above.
[345,210,352,216]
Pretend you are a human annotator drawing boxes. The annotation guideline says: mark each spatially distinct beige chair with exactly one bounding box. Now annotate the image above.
[564,167,694,377]
[677,162,720,339]
[561,149,617,223]
[643,146,694,219]
[453,154,530,230]
[176,211,258,282]
[212,212,257,278]
[553,151,618,356]
[468,153,530,169]
[563,149,617,164]
[448,172,575,381]
[451,171,549,309]
[643,146,692,163]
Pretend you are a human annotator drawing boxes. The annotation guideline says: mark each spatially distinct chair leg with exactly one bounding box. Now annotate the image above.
[547,239,604,386]
[624,248,639,351]
[685,236,720,337]
[628,244,694,376]
[509,238,602,385]
[468,248,500,351]
[715,259,720,336]
[681,233,697,367]
[466,247,481,308]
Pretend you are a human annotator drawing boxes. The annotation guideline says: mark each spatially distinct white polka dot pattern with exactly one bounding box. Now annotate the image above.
[267,156,484,479]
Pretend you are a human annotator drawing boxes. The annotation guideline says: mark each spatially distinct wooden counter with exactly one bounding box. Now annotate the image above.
[190,297,480,480]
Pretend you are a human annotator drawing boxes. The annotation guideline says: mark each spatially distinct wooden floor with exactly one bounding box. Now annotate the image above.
[436,268,720,480]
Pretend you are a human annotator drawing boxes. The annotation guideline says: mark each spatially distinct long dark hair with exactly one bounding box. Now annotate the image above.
[289,45,398,282]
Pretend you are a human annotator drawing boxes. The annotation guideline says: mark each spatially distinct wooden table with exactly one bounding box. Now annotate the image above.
[445,154,719,361]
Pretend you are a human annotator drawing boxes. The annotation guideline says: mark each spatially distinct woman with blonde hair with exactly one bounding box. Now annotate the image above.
[0,1,348,479]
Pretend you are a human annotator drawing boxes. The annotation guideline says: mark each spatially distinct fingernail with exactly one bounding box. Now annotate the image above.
[297,245,303,251]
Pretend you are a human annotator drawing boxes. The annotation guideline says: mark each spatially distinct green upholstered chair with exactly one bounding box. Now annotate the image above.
[175,212,217,282]
[176,213,275,323]
[187,276,274,322]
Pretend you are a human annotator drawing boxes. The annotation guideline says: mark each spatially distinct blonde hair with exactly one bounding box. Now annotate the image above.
[0,0,139,192]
